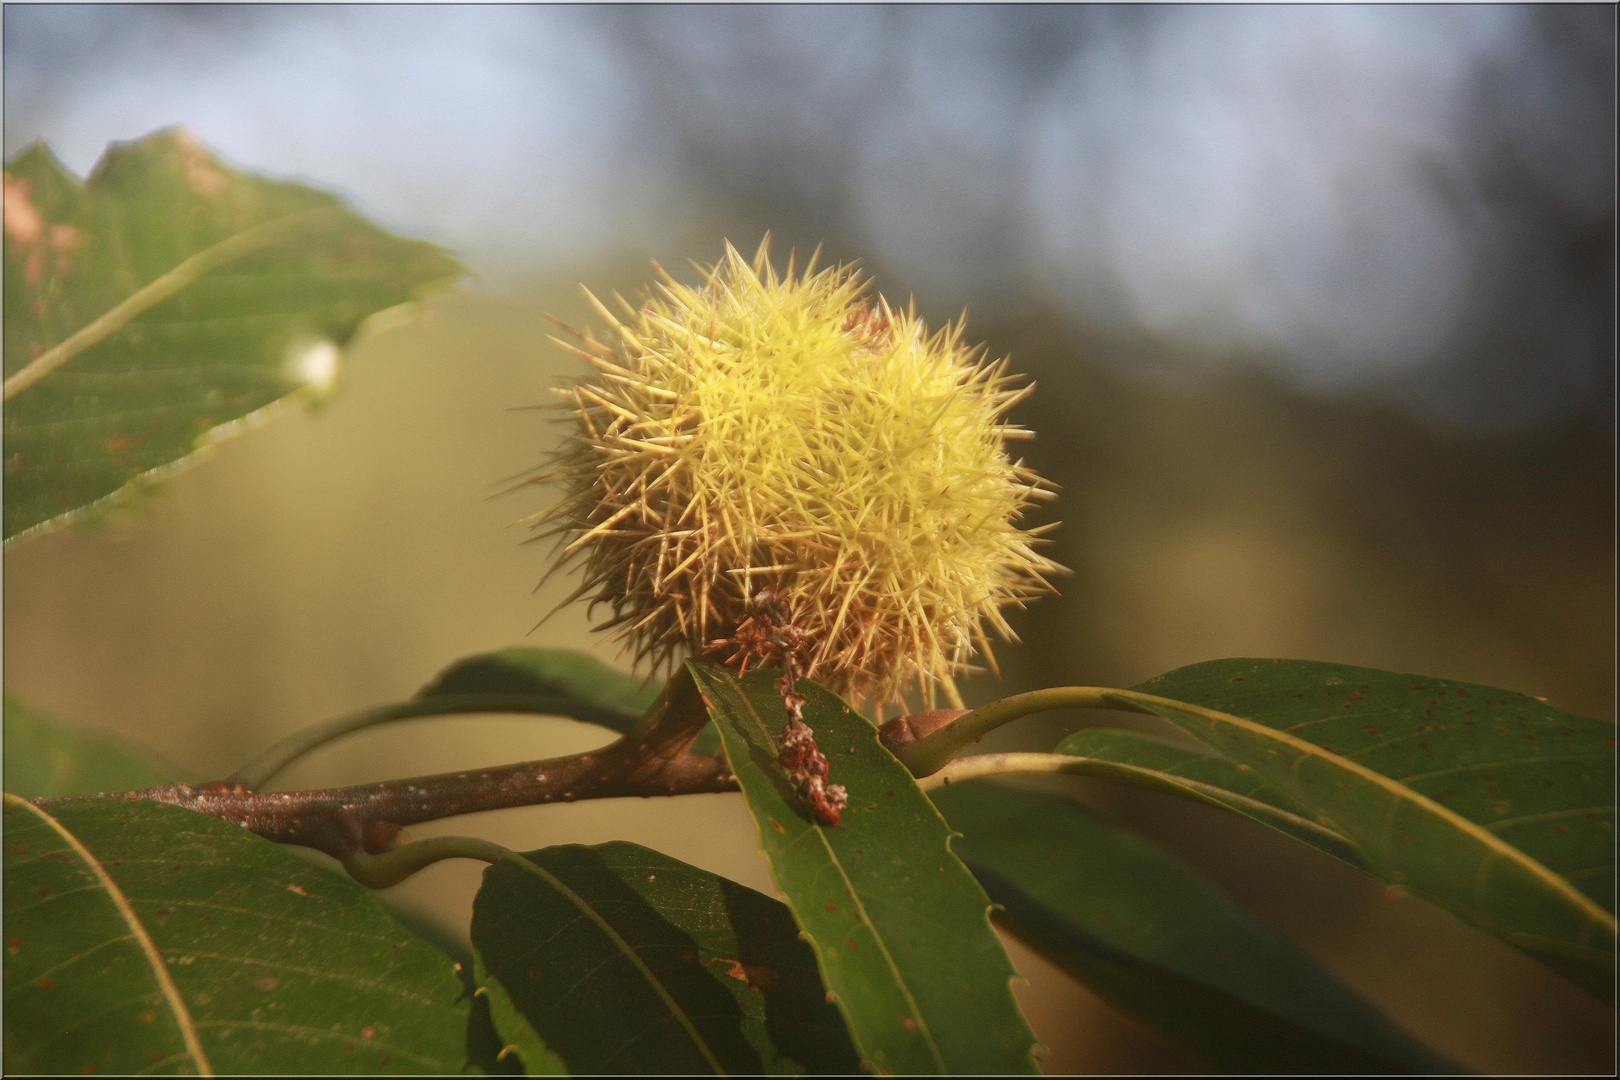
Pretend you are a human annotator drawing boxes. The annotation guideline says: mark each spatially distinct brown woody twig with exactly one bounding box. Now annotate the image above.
[45,666,732,861]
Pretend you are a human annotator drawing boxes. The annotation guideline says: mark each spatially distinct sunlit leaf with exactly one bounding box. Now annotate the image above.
[3,690,176,798]
[3,796,469,1074]
[1055,727,1366,869]
[1114,659,1616,1002]
[690,661,1037,1075]
[2,128,465,541]
[469,841,858,1075]
[933,782,1457,1074]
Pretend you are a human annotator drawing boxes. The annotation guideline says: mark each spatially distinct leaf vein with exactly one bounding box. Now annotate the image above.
[2,795,213,1075]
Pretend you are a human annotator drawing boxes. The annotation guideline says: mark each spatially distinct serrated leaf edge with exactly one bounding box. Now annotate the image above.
[4,793,214,1075]
[687,662,948,1073]
[486,850,726,1074]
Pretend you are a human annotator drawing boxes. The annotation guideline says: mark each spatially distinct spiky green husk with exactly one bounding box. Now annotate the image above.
[531,239,1060,713]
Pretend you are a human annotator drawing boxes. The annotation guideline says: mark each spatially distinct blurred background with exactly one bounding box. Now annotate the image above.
[4,4,1614,1072]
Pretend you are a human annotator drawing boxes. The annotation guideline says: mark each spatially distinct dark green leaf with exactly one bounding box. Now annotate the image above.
[469,840,858,1075]
[4,690,176,798]
[416,648,662,734]
[1055,727,1366,869]
[3,795,469,1074]
[933,782,1457,1074]
[1118,659,1616,1002]
[418,647,718,753]
[3,129,465,542]
[472,951,568,1076]
[689,661,1037,1075]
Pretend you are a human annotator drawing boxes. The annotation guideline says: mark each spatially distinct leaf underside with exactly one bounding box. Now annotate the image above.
[690,660,1038,1075]
[3,796,469,1075]
[1119,659,1616,1002]
[470,840,858,1075]
[3,129,465,541]
[933,782,1458,1075]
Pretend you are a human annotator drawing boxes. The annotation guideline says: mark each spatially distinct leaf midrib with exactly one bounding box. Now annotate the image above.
[1109,691,1618,943]
[719,674,946,1072]
[4,794,214,1075]
[499,853,728,1075]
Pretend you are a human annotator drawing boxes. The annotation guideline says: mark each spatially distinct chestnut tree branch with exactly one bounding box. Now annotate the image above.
[44,666,732,862]
[227,692,639,791]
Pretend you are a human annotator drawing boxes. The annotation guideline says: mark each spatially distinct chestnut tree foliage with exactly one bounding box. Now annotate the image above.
[4,133,1612,1075]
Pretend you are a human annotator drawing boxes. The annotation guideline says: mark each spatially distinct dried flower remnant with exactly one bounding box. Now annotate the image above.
[711,587,847,825]
[528,237,1060,714]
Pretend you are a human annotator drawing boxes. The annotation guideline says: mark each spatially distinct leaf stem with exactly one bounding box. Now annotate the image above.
[883,687,1150,777]
[341,834,515,889]
[4,206,345,401]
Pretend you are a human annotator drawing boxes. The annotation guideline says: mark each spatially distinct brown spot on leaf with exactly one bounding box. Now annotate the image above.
[38,978,55,990]
[361,1027,376,1039]
[148,1051,164,1064]
[287,884,308,896]
[825,901,838,913]
[179,138,229,200]
[50,223,80,252]
[3,174,43,246]
[141,1011,155,1022]
[254,976,279,992]
[708,957,780,990]
[902,1016,917,1030]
